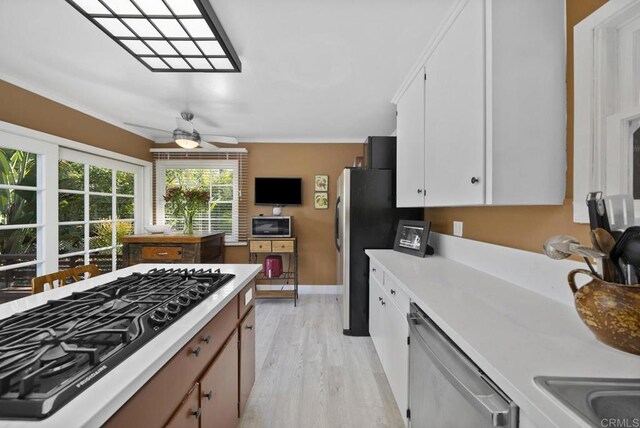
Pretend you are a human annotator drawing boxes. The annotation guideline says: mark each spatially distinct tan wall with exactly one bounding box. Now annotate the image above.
[224,143,362,285]
[425,0,607,254]
[0,80,153,161]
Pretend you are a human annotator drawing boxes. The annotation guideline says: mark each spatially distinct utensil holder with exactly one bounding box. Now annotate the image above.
[568,269,640,355]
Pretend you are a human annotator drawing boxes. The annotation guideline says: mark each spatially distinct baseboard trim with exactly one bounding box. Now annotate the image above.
[256,284,341,295]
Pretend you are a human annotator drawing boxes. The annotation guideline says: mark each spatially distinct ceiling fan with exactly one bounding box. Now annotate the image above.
[125,112,238,150]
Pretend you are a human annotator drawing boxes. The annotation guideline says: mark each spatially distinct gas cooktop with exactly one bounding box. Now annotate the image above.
[0,268,234,420]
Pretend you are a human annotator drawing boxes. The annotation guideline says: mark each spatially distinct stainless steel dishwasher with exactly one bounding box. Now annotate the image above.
[407,303,518,427]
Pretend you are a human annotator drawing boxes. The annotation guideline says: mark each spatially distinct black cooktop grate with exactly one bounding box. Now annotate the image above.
[0,268,234,420]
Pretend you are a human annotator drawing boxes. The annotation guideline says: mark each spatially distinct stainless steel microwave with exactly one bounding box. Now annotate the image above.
[251,216,293,237]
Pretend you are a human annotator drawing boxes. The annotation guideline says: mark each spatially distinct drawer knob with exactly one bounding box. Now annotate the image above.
[204,390,213,401]
[390,289,396,295]
[245,324,254,330]
[471,177,480,184]
[191,347,201,357]
[192,408,201,419]
[381,300,386,306]
[372,267,376,272]
[378,297,382,302]
[201,335,211,344]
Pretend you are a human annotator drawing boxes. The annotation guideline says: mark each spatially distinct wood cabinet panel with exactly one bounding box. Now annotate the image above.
[141,246,183,260]
[104,296,238,428]
[164,382,200,428]
[200,330,239,428]
[239,307,256,415]
[249,240,272,253]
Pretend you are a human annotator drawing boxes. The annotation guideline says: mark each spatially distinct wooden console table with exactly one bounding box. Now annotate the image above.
[122,232,225,267]
[248,237,298,306]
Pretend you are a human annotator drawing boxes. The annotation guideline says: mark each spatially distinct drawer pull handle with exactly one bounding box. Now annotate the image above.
[390,289,396,295]
[201,335,211,344]
[192,408,201,419]
[245,324,254,330]
[191,347,201,357]
[156,252,168,256]
[204,390,213,401]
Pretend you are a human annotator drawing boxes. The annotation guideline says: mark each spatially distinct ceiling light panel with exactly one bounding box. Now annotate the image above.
[65,0,242,72]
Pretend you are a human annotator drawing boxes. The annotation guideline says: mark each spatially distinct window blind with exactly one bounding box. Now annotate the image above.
[153,151,249,242]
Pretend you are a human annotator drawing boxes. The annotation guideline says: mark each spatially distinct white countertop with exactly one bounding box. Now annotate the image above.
[366,250,640,428]
[0,263,261,428]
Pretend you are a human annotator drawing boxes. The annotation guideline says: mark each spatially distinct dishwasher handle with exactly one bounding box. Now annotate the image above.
[408,311,516,427]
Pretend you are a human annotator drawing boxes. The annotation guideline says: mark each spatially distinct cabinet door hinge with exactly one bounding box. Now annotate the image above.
[406,408,411,419]
[407,336,410,346]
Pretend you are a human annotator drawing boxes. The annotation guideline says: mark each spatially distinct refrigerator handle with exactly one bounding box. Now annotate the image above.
[335,196,341,251]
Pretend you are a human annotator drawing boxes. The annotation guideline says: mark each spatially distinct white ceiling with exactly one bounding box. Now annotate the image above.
[0,0,452,142]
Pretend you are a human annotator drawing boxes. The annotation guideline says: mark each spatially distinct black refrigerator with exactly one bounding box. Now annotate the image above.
[336,168,422,336]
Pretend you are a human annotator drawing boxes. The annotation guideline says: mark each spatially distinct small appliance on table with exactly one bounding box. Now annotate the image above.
[0,268,234,420]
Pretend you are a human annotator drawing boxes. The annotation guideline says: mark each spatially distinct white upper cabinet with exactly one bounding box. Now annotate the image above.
[394,0,566,207]
[425,0,485,206]
[396,67,426,207]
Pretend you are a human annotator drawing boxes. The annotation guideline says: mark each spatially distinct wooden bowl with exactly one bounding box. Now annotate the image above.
[568,269,640,355]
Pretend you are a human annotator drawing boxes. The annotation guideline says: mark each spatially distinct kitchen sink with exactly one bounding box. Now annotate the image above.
[535,376,640,427]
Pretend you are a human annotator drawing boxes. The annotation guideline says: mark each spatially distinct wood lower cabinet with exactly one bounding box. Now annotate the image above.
[201,331,239,428]
[121,232,225,267]
[104,280,257,428]
[165,383,201,428]
[239,307,255,415]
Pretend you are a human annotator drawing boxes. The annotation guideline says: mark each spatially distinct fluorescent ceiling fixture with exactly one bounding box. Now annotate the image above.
[65,0,241,72]
[102,0,140,15]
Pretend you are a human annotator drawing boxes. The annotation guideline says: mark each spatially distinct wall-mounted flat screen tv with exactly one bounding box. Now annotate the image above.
[254,177,302,206]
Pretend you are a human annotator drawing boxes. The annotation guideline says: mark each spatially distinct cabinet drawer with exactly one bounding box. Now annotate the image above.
[384,274,410,313]
[249,241,272,253]
[141,246,183,260]
[238,280,255,319]
[369,260,384,286]
[271,240,294,252]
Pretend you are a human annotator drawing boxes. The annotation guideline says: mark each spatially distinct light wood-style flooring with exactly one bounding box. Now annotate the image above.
[239,295,404,428]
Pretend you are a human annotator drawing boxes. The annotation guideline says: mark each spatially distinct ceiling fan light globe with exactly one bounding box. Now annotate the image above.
[175,138,199,149]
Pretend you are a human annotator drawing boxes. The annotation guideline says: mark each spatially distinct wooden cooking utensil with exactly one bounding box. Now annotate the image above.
[591,229,616,282]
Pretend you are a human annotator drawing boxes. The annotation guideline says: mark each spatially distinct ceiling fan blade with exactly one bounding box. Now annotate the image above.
[176,117,194,133]
[124,122,172,134]
[199,141,219,151]
[201,135,238,144]
[154,137,175,144]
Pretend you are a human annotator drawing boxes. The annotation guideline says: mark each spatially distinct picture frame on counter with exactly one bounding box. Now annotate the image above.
[393,219,433,258]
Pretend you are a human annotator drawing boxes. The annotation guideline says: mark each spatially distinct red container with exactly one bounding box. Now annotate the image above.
[263,255,283,278]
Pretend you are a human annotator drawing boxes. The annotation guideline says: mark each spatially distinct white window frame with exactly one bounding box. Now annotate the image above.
[58,148,144,272]
[156,159,239,242]
[574,0,640,222]
[0,134,58,276]
[0,120,152,280]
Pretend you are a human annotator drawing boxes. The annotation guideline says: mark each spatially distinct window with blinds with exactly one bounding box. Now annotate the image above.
[153,151,248,242]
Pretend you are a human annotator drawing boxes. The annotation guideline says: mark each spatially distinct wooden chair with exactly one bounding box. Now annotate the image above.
[31,264,101,295]
[72,264,101,281]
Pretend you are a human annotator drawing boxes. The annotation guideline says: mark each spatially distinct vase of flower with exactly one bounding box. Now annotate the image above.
[163,187,211,235]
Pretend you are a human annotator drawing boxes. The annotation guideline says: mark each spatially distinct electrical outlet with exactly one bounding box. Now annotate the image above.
[453,221,463,237]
